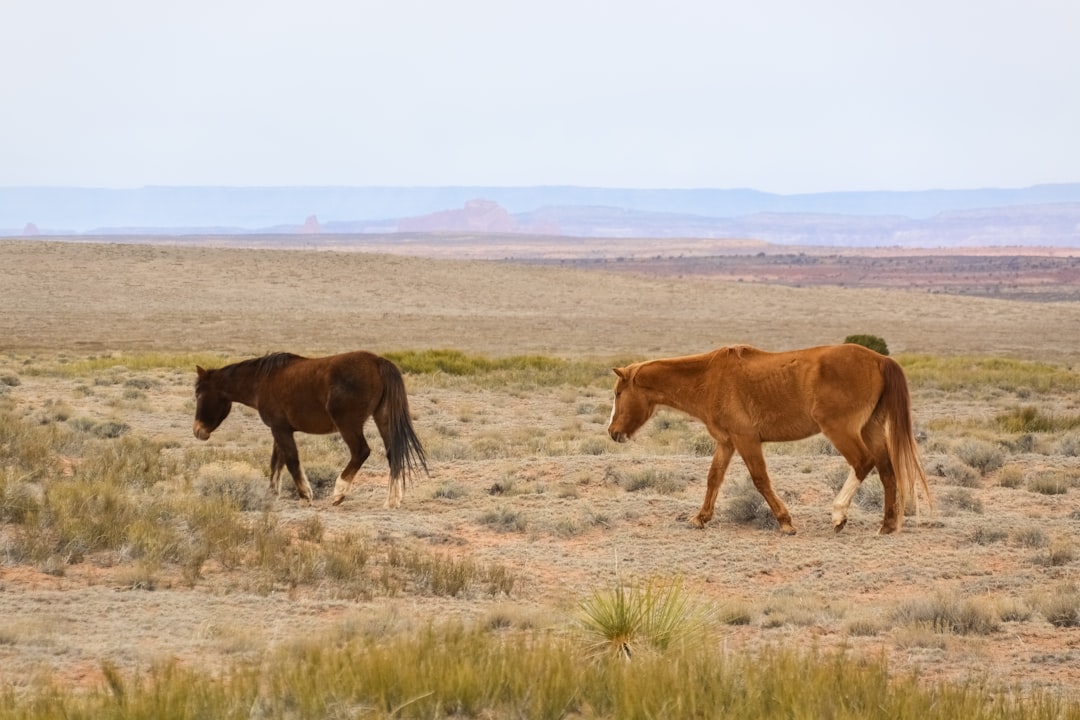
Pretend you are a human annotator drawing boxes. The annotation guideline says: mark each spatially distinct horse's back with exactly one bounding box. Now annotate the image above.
[270,351,387,418]
[720,343,885,380]
[712,343,888,429]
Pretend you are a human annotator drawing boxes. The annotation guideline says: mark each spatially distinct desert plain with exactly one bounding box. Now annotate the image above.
[1,237,1079,707]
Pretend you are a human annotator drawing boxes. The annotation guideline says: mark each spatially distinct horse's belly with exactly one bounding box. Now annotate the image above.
[756,413,819,443]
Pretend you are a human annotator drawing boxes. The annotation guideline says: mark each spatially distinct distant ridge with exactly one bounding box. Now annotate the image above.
[2,184,1079,247]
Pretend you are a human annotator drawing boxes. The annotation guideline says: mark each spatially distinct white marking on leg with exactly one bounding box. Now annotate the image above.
[385,475,403,509]
[332,472,351,503]
[299,469,313,502]
[832,469,861,528]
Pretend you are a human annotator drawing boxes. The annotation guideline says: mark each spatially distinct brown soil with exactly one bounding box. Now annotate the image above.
[1,238,1079,701]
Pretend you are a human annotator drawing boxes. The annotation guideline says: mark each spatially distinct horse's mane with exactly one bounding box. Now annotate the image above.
[225,352,304,377]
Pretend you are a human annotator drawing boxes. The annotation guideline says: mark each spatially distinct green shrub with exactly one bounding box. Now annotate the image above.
[844,334,889,355]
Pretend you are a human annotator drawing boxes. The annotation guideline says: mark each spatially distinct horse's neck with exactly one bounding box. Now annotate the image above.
[641,354,713,417]
[220,366,261,408]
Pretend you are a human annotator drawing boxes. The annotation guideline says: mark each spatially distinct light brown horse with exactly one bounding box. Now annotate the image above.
[608,343,931,534]
[193,351,427,507]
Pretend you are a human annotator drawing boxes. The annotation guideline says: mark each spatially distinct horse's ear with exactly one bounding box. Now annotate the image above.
[613,367,629,380]
[196,365,206,377]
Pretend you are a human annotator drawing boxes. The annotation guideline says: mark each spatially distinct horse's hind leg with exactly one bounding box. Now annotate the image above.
[269,442,284,497]
[271,429,313,503]
[821,424,877,533]
[864,421,900,534]
[331,428,371,507]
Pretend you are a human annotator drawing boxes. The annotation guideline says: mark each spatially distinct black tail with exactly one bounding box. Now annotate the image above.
[377,357,429,484]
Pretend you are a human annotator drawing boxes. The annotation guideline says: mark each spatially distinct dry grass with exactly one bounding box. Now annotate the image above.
[2,240,1080,713]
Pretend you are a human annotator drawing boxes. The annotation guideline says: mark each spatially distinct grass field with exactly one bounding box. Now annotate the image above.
[1,239,1080,718]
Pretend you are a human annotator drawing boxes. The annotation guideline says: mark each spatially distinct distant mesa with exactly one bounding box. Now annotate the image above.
[2,185,1079,246]
[397,199,560,235]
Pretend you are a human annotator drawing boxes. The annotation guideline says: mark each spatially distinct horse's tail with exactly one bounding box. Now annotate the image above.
[880,358,932,526]
[377,357,429,485]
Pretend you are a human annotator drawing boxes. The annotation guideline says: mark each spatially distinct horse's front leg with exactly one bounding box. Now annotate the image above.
[691,439,734,528]
[736,438,796,535]
[270,429,313,503]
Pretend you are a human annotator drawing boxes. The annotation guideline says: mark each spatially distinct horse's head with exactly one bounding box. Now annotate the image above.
[193,366,231,441]
[608,365,655,443]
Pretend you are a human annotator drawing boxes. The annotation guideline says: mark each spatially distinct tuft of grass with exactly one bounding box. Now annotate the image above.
[1035,584,1080,628]
[619,468,686,495]
[954,440,1005,476]
[935,457,979,487]
[433,482,468,500]
[17,620,1077,720]
[195,461,269,511]
[1012,526,1048,549]
[722,477,778,528]
[25,352,236,377]
[478,507,528,533]
[1039,537,1076,567]
[995,406,1080,434]
[384,349,608,388]
[845,616,887,637]
[900,355,1080,393]
[1027,471,1069,496]
[970,526,1008,545]
[580,576,710,658]
[893,591,1000,636]
[939,488,984,515]
[997,464,1025,488]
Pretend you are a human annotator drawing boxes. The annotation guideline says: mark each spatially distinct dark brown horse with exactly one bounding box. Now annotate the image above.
[193,351,427,507]
[608,343,931,534]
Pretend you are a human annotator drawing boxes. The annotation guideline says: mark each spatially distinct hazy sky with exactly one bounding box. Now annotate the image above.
[2,0,1078,193]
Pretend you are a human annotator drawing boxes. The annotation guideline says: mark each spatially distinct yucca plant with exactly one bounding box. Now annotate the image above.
[579,575,708,658]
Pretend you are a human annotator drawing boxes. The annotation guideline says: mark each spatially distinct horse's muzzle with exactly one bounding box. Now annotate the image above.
[193,423,211,441]
[609,430,629,443]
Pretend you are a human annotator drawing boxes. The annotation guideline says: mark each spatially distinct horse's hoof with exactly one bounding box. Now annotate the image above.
[780,525,797,536]
[833,519,848,533]
[331,494,345,506]
[877,524,898,535]
[688,516,707,529]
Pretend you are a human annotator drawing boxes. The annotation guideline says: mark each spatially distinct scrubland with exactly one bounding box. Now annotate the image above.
[1,240,1079,718]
